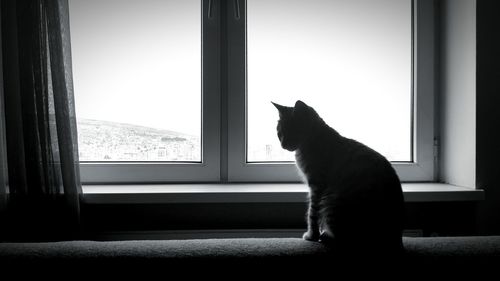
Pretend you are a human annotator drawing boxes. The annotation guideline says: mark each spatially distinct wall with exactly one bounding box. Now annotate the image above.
[439,0,476,188]
[438,0,500,235]
[81,201,477,238]
[0,1,8,212]
[476,0,500,235]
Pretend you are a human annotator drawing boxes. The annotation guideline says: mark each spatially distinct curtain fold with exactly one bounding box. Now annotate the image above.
[1,0,82,241]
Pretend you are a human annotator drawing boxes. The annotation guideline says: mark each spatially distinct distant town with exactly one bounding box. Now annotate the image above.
[77,119,201,162]
[77,119,295,162]
[77,119,403,162]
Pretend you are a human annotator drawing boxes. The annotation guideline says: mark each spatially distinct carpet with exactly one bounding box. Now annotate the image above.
[1,236,499,277]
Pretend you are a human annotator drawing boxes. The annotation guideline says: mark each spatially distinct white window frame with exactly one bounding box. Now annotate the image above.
[227,0,436,182]
[78,0,435,184]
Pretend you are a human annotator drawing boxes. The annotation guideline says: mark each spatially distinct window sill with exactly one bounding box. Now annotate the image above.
[82,183,485,204]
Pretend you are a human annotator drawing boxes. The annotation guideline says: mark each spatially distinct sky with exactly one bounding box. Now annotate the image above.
[69,0,413,161]
[69,0,201,136]
[247,0,413,161]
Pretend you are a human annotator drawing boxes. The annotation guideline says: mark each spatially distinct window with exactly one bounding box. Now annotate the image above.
[228,0,435,182]
[247,0,412,163]
[71,0,435,184]
[71,0,202,162]
[70,0,220,183]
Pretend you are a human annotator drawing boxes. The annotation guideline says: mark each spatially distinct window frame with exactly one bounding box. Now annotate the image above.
[77,0,436,184]
[227,0,436,182]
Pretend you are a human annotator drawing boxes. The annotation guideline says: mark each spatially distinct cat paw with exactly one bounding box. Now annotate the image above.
[302,231,320,242]
[318,232,335,244]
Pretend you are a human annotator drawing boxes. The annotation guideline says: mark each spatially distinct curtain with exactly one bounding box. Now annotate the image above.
[1,0,82,241]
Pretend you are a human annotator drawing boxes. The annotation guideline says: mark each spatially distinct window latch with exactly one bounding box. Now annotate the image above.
[208,0,214,19]
[233,0,241,20]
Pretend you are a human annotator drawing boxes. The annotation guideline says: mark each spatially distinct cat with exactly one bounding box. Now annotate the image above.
[272,100,405,256]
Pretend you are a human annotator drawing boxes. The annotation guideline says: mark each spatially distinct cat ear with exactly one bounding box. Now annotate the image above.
[271,102,291,118]
[294,100,308,112]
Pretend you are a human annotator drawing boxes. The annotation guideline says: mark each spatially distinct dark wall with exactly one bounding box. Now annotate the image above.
[476,0,500,235]
[81,201,477,238]
[0,0,8,211]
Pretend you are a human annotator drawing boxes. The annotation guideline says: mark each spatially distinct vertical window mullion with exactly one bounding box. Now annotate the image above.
[201,0,222,181]
[226,0,248,181]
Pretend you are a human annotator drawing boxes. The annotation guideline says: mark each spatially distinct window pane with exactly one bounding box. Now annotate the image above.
[247,0,412,162]
[69,0,201,162]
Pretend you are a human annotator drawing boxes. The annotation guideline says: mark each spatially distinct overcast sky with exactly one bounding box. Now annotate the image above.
[69,0,201,136]
[247,0,412,161]
[69,0,412,161]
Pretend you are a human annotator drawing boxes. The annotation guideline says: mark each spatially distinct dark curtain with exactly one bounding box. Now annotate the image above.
[1,0,82,241]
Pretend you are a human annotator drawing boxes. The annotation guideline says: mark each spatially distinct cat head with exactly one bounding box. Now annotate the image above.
[271,100,320,151]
